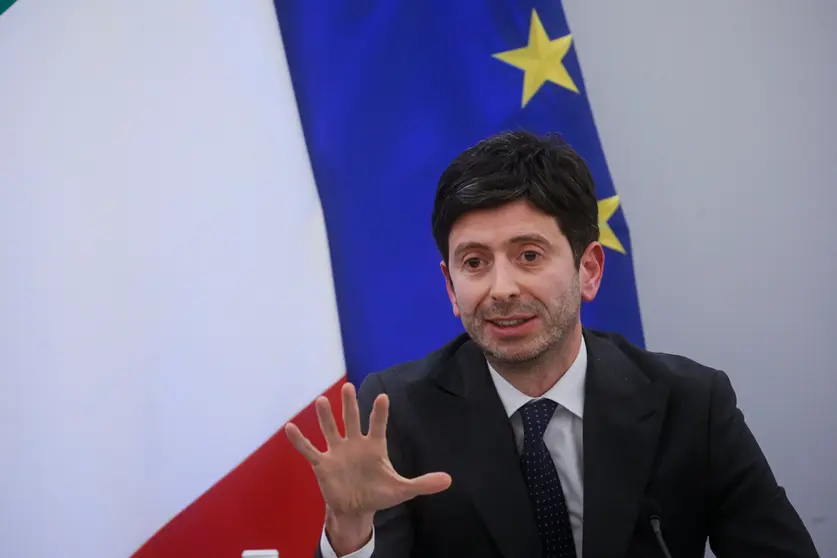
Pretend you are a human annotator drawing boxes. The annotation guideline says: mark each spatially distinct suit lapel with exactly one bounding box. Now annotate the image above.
[429,338,542,558]
[581,331,669,558]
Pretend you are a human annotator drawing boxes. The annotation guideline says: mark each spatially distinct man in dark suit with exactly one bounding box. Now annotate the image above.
[285,131,819,558]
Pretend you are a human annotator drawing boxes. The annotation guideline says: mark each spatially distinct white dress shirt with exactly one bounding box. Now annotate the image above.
[321,337,587,558]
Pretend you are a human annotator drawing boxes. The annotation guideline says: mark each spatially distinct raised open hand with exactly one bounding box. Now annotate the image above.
[284,382,451,519]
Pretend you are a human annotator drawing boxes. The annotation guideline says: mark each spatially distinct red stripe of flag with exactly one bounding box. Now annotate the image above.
[133,378,346,558]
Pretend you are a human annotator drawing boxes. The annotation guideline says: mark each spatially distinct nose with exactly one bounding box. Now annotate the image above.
[489,258,521,301]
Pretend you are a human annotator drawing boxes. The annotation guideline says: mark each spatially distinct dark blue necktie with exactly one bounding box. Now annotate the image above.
[519,399,577,558]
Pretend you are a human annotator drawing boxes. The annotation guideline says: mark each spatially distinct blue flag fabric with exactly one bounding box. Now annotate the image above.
[274,0,645,385]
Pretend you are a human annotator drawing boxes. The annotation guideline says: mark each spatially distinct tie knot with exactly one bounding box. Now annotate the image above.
[519,398,558,444]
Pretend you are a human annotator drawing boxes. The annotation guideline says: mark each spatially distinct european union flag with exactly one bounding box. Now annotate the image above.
[275,0,645,385]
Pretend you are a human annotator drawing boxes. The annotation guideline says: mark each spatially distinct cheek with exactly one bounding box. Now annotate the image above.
[528,270,574,301]
[451,276,489,316]
[456,290,482,316]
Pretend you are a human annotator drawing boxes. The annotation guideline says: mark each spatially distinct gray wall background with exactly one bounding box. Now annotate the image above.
[564,0,837,555]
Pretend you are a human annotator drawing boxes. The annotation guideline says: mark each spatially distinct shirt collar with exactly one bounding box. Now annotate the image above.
[486,334,587,419]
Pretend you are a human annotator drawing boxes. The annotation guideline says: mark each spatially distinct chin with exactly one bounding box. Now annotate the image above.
[484,340,548,364]
[496,350,543,364]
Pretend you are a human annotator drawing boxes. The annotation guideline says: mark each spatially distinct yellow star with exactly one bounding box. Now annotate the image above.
[492,9,579,107]
[598,195,626,254]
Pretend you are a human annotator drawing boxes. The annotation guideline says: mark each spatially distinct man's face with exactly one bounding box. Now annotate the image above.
[441,200,602,365]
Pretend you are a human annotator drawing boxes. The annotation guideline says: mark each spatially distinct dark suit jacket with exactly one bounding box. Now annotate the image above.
[319,329,818,558]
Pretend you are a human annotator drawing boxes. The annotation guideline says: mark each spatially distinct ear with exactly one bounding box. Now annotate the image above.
[579,242,604,302]
[439,261,461,317]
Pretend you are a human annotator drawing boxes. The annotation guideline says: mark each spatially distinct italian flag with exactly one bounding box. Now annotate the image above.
[2,1,345,556]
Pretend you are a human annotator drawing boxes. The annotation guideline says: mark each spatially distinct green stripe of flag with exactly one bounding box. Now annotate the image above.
[1,0,18,17]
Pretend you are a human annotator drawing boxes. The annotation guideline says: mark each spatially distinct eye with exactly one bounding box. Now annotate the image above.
[521,250,540,262]
[465,257,483,269]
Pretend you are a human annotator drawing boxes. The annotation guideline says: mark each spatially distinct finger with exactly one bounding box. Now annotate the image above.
[284,422,323,465]
[315,396,342,446]
[404,472,452,497]
[341,383,361,438]
[367,393,389,440]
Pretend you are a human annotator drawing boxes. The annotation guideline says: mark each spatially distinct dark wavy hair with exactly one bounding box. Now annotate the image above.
[432,130,599,268]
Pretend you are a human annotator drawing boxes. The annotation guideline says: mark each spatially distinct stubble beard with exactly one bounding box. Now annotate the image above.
[462,273,581,370]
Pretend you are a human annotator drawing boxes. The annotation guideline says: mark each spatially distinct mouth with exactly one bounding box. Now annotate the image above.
[488,317,532,326]
[485,316,537,332]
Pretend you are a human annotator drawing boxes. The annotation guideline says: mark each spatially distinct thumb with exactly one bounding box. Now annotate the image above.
[404,472,452,497]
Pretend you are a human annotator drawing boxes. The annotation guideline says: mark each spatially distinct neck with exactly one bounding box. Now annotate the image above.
[488,325,583,398]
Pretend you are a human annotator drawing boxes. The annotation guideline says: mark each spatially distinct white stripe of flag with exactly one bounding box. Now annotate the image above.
[0,1,343,556]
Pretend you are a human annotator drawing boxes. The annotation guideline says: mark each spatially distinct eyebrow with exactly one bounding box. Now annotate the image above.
[452,234,553,261]
[452,241,490,261]
[507,233,552,246]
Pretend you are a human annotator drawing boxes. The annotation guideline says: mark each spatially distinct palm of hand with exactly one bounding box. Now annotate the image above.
[313,430,410,516]
[285,383,451,518]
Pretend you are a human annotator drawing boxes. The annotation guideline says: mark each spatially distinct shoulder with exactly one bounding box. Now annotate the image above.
[357,333,471,396]
[584,328,728,403]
